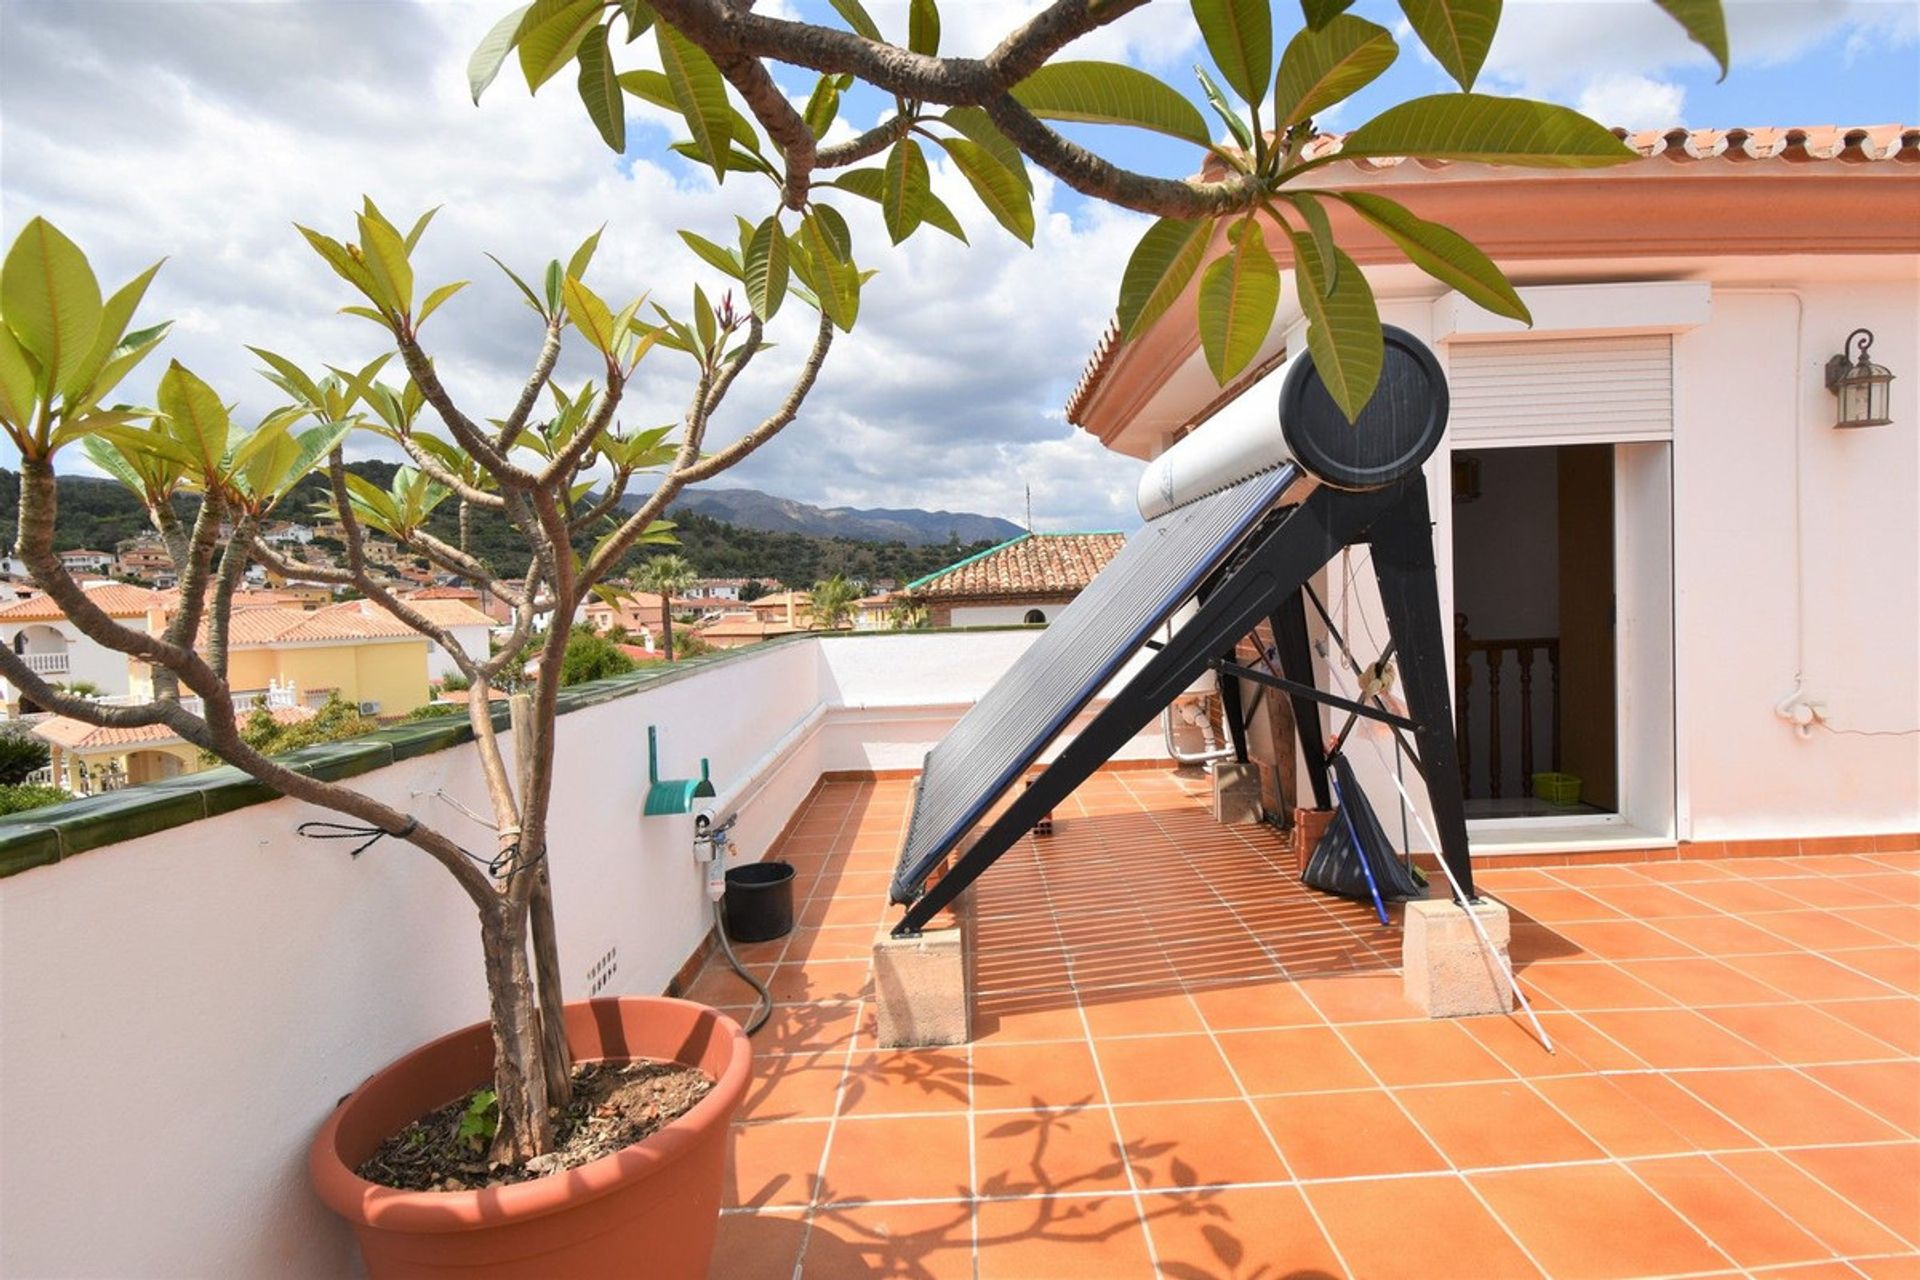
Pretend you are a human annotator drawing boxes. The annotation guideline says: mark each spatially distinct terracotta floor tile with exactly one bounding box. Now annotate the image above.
[1820,998,1920,1055]
[1774,874,1906,910]
[1583,882,1716,919]
[1852,1256,1920,1280]
[1496,887,1622,924]
[1336,1019,1516,1086]
[761,960,874,1005]
[1145,1187,1346,1279]
[1078,986,1205,1039]
[1546,917,1703,960]
[1288,970,1424,1023]
[1110,1098,1291,1189]
[1675,1067,1899,1147]
[754,1004,865,1056]
[1760,908,1908,952]
[836,1048,971,1117]
[1253,1089,1449,1180]
[1841,942,1920,986]
[804,1201,976,1279]
[1636,859,1738,883]
[1653,912,1806,956]
[709,1208,809,1279]
[1470,1163,1728,1279]
[1702,1001,1909,1066]
[971,1040,1105,1115]
[1531,1072,1746,1157]
[819,1114,971,1205]
[1578,1008,1775,1070]
[1552,864,1650,887]
[1805,1060,1920,1136]
[1399,1081,1606,1168]
[1714,1149,1909,1257]
[1617,956,1789,1006]
[1186,977,1324,1030]
[742,1059,849,1124]
[1214,1025,1375,1095]
[1783,1143,1920,1249]
[1093,1033,1242,1105]
[1460,1010,1645,1076]
[1628,1154,1831,1268]
[973,995,1088,1045]
[1519,961,1676,1011]
[1855,871,1920,900]
[783,927,878,963]
[725,1119,830,1208]
[1306,1175,1543,1279]
[974,1102,1131,1198]
[1680,878,1812,914]
[974,1193,1154,1279]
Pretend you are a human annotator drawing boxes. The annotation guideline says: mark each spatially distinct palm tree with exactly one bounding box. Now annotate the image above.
[636,554,697,660]
[810,573,859,632]
[888,596,929,631]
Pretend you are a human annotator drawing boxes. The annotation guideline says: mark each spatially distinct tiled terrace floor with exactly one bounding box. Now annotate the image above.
[693,773,1920,1279]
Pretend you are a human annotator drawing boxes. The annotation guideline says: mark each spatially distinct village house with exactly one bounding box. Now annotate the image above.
[906,532,1126,627]
[691,611,805,650]
[0,582,163,706]
[55,548,113,575]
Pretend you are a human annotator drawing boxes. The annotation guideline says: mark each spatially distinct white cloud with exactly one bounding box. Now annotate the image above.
[1576,72,1688,129]
[0,0,1157,532]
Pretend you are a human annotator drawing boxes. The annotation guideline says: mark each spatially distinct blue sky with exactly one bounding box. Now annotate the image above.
[1,1,1915,535]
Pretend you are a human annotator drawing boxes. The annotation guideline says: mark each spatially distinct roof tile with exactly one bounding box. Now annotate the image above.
[909,533,1125,600]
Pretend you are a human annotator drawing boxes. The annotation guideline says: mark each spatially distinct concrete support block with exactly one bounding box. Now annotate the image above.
[1402,897,1514,1018]
[872,888,974,1047]
[1210,761,1262,825]
[1292,807,1337,876]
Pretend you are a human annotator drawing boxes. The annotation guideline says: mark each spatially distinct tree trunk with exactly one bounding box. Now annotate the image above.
[662,608,676,662]
[511,692,573,1109]
[480,900,554,1161]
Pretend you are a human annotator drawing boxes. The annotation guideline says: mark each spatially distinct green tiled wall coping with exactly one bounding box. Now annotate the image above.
[0,625,1046,879]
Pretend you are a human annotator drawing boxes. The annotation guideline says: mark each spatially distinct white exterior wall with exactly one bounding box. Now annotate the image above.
[427,622,491,682]
[0,616,145,699]
[949,603,1056,626]
[0,630,1165,1279]
[1179,262,1920,851]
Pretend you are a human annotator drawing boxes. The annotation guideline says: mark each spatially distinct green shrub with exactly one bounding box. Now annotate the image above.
[0,733,50,785]
[0,784,74,815]
[559,630,636,687]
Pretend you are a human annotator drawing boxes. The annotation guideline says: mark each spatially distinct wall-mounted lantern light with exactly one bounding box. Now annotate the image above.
[1825,328,1895,428]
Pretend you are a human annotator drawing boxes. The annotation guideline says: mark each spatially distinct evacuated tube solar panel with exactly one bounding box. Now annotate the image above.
[891,463,1306,903]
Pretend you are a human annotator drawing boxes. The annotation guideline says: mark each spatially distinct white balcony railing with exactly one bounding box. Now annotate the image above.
[20,652,69,676]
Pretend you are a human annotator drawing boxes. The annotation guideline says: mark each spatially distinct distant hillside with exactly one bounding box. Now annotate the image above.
[656,487,1023,547]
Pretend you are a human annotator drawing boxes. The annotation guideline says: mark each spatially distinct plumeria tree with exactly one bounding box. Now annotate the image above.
[0,0,1730,1166]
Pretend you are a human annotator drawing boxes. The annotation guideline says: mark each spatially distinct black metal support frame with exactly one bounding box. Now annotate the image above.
[893,476,1473,936]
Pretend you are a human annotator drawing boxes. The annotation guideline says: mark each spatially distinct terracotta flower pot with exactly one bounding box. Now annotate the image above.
[310,996,750,1279]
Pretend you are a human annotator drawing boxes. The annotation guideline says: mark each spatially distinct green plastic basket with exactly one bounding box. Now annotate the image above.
[1532,772,1583,806]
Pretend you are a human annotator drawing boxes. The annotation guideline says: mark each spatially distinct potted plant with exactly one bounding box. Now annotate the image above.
[0,0,1723,1270]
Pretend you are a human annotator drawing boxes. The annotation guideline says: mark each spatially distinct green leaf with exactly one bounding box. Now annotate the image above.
[486,253,548,317]
[744,217,788,321]
[81,323,169,411]
[1397,0,1502,92]
[667,140,771,176]
[0,325,38,428]
[679,230,745,280]
[248,347,323,405]
[917,191,968,243]
[1011,62,1211,148]
[567,225,603,282]
[575,22,626,152]
[799,211,860,332]
[563,275,617,354]
[1197,220,1279,383]
[655,22,732,182]
[155,360,231,475]
[517,0,601,91]
[1116,216,1213,340]
[61,258,163,403]
[935,137,1035,246]
[1300,0,1357,27]
[908,0,940,56]
[417,280,470,326]
[297,224,384,310]
[1273,14,1397,130]
[825,166,961,239]
[619,0,654,41]
[803,75,841,139]
[1333,189,1528,322]
[2,216,103,394]
[1191,0,1270,107]
[1335,94,1638,169]
[940,107,1031,193]
[357,212,414,315]
[1289,233,1382,421]
[1652,0,1729,79]
[617,68,760,150]
[1194,63,1253,151]
[1278,191,1338,292]
[692,283,717,353]
[827,0,883,42]
[403,207,440,253]
[545,259,564,313]
[468,2,530,103]
[882,138,931,245]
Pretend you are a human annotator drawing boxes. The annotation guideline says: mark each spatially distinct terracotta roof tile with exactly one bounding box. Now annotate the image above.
[32,705,313,752]
[909,533,1125,600]
[0,583,163,622]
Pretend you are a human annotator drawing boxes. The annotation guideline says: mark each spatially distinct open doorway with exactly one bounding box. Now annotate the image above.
[1451,444,1618,818]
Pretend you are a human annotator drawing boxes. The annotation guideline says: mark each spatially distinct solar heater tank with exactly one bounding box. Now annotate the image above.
[1137,325,1450,520]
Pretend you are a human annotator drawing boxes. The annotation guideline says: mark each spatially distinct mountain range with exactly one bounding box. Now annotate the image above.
[648,487,1024,547]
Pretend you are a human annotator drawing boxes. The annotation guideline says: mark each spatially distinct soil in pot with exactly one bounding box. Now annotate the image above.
[357,1059,713,1193]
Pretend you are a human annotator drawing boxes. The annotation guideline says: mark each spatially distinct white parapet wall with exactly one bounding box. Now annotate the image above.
[0,628,1164,1279]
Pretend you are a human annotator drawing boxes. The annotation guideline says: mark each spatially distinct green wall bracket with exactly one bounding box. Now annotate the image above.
[643,724,715,816]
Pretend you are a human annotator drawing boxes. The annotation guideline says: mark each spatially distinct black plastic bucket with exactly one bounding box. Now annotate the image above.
[723,861,796,943]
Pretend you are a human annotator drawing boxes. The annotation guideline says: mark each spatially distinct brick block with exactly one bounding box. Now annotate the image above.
[1402,897,1514,1018]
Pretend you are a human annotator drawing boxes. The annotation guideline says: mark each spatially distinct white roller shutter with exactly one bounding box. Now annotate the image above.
[1446,334,1673,444]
